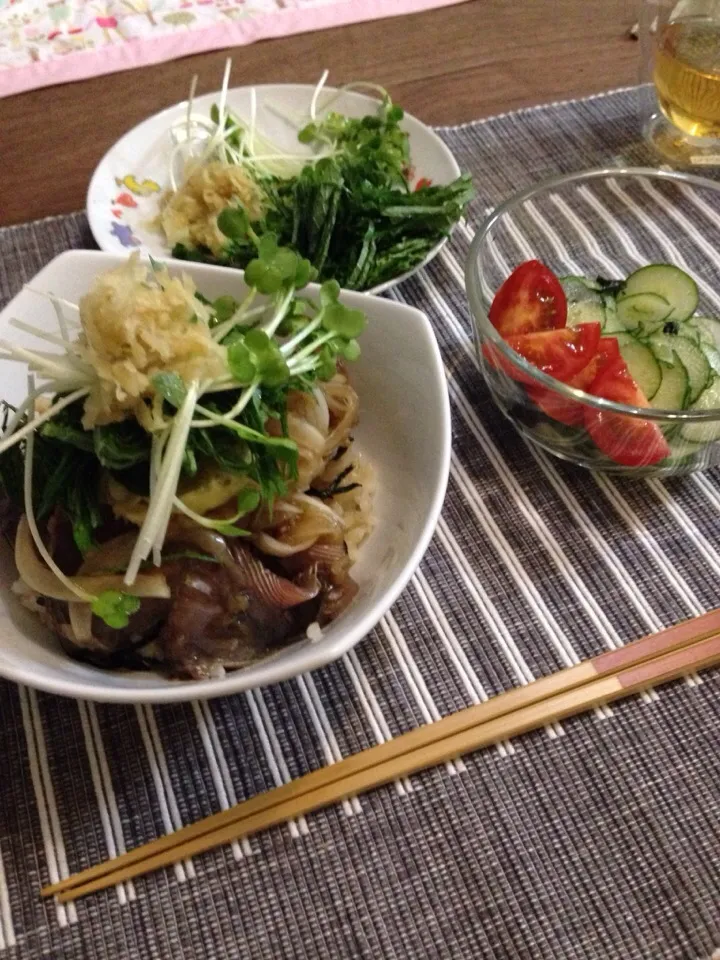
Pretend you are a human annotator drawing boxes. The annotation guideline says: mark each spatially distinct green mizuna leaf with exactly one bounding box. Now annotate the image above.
[152,372,188,408]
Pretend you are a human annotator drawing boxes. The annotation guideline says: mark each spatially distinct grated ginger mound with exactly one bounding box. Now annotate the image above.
[78,254,226,430]
[160,162,264,256]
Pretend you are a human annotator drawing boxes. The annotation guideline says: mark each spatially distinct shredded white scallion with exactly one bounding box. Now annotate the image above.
[192,378,259,428]
[149,430,169,568]
[217,58,232,134]
[319,80,390,118]
[23,378,94,603]
[124,380,200,585]
[24,288,81,316]
[309,69,330,122]
[166,64,346,188]
[3,384,77,439]
[0,339,90,382]
[171,495,248,531]
[9,317,84,353]
[168,140,189,194]
[249,85,257,158]
[186,73,198,145]
[0,386,89,457]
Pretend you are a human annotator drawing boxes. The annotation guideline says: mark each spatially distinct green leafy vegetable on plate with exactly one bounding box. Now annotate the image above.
[166,68,474,290]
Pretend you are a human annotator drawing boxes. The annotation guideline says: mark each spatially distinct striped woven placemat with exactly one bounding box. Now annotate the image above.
[0,85,719,960]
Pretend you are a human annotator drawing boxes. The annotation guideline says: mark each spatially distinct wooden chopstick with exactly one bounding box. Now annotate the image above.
[43,609,720,902]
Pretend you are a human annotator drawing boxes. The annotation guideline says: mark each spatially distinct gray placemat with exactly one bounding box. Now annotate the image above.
[1,85,720,960]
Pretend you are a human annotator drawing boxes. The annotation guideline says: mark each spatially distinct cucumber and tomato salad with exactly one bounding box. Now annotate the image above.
[485,260,720,467]
[560,264,720,444]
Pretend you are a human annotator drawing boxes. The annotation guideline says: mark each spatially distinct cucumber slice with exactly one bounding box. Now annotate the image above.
[616,292,672,334]
[532,422,586,450]
[612,331,639,346]
[700,343,720,376]
[602,296,627,334]
[672,323,701,346]
[649,354,689,410]
[647,333,711,403]
[618,339,662,399]
[687,316,720,348]
[680,377,720,443]
[561,276,606,329]
[567,300,606,328]
[559,276,603,301]
[623,264,699,322]
[665,436,709,465]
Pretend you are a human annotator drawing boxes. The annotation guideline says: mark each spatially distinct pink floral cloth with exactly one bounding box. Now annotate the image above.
[0,0,466,98]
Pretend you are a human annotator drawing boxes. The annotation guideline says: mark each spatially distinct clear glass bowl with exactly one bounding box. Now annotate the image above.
[465,167,720,476]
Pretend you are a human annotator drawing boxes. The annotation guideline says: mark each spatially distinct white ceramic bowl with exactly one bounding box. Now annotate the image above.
[0,251,450,703]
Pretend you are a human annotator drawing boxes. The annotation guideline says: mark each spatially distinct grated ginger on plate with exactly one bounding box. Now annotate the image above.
[160,161,264,256]
[78,254,226,430]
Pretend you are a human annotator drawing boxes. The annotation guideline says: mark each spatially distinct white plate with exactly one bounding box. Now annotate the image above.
[87,84,462,294]
[0,251,450,703]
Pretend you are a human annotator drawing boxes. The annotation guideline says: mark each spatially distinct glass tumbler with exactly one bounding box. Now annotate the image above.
[642,0,720,166]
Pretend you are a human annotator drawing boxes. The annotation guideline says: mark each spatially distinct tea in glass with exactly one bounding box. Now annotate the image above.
[643,0,720,166]
[655,20,720,137]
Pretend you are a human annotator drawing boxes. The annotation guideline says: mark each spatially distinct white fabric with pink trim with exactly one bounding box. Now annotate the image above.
[0,0,466,99]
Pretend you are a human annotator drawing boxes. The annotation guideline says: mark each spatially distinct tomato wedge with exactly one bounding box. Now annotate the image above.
[484,323,601,394]
[507,323,601,381]
[584,357,670,467]
[531,335,620,426]
[489,260,567,336]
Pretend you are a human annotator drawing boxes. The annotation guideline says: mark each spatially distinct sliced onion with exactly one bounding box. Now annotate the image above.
[255,494,343,551]
[227,543,320,607]
[15,516,170,601]
[253,532,316,557]
[273,501,303,517]
[68,603,93,644]
[292,493,343,525]
[287,389,329,437]
[320,379,358,456]
[312,387,330,435]
[287,414,325,453]
[296,449,324,491]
